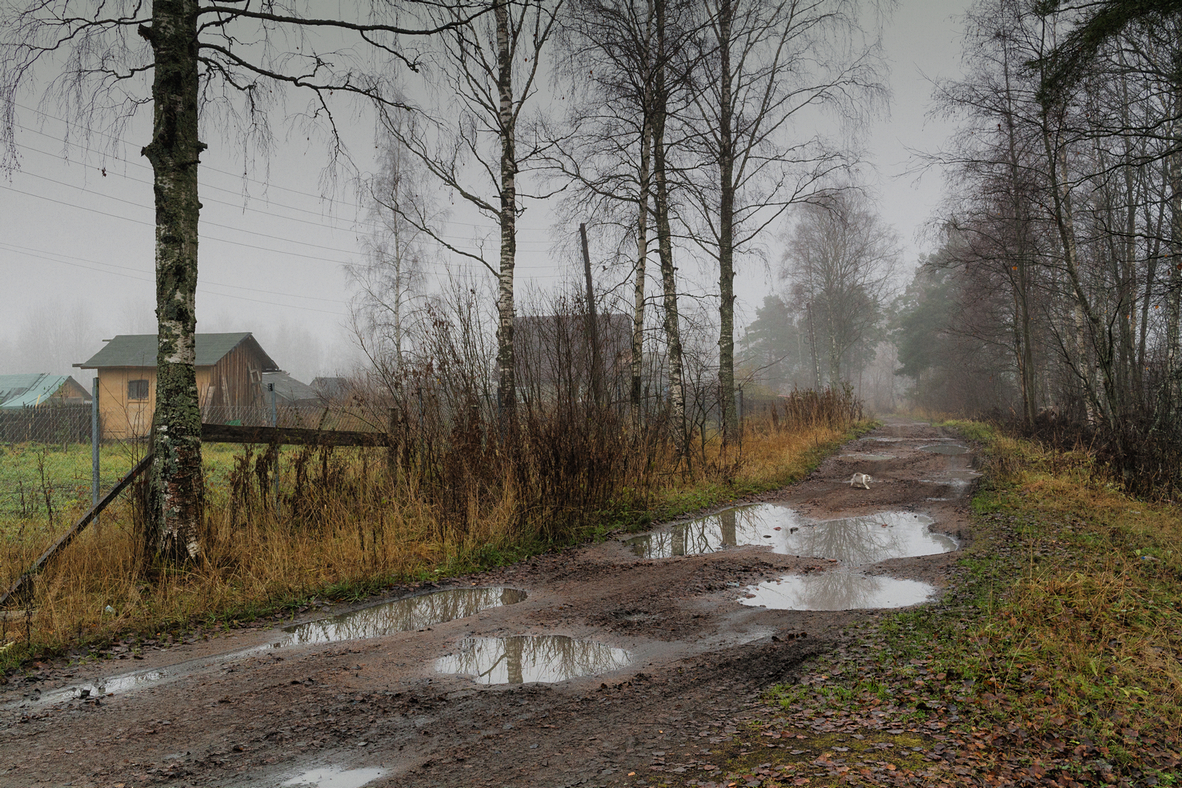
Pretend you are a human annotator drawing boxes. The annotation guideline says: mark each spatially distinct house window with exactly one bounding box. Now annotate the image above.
[128,379,150,400]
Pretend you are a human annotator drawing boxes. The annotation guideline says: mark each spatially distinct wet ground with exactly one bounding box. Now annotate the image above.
[0,418,977,787]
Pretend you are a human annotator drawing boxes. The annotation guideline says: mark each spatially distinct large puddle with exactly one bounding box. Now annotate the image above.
[624,504,804,558]
[625,506,954,563]
[26,587,528,705]
[284,587,528,645]
[840,452,896,461]
[282,766,388,788]
[740,572,936,611]
[436,635,630,684]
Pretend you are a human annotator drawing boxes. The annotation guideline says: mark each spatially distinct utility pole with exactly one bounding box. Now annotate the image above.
[580,223,604,407]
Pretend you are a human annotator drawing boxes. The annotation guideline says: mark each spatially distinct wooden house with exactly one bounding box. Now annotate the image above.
[75,333,280,439]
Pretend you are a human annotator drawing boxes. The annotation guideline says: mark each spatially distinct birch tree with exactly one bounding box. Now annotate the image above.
[1,0,482,564]
[380,0,563,431]
[684,0,886,443]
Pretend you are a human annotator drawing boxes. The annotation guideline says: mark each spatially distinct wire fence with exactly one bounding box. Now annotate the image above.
[0,404,90,445]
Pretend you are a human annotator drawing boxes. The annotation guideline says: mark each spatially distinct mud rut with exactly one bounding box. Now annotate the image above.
[0,419,977,788]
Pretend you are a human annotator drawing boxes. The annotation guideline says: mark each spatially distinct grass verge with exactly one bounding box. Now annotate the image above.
[681,420,1182,787]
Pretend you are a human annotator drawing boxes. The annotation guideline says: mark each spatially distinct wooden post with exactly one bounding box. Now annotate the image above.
[581,223,604,407]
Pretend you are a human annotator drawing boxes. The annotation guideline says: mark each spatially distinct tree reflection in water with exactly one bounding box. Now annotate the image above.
[283,587,528,645]
[740,571,935,611]
[436,635,630,684]
[624,504,804,558]
[624,507,954,562]
[784,513,955,564]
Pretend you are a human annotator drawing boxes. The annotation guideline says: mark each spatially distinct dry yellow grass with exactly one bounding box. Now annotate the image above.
[1,410,863,663]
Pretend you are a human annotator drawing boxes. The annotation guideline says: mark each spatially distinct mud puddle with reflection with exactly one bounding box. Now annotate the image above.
[285,587,528,645]
[733,513,951,611]
[282,766,388,788]
[840,452,896,461]
[436,635,630,684]
[624,504,804,559]
[920,444,970,455]
[26,587,528,706]
[739,572,935,611]
[625,506,954,563]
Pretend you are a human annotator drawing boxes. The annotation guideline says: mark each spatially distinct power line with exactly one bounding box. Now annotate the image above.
[11,105,561,244]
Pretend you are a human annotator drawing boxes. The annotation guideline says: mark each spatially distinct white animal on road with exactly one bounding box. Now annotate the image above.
[849,473,872,490]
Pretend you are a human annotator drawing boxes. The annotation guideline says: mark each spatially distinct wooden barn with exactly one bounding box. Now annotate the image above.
[76,333,280,439]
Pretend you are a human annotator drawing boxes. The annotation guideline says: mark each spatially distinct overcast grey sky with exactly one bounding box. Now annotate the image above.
[0,0,971,383]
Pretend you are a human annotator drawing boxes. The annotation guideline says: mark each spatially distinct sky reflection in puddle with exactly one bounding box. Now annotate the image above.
[841,452,896,461]
[624,504,804,558]
[27,588,527,705]
[436,635,629,684]
[740,572,936,611]
[284,587,528,645]
[920,444,970,455]
[282,766,388,788]
[626,506,955,562]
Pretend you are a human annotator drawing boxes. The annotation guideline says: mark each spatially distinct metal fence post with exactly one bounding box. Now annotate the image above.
[91,377,100,517]
[269,383,279,511]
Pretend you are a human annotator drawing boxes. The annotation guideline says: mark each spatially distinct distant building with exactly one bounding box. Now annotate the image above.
[76,332,283,439]
[0,374,91,409]
[260,370,321,406]
[311,376,351,402]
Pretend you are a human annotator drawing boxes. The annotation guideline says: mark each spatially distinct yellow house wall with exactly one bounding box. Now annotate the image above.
[96,367,216,440]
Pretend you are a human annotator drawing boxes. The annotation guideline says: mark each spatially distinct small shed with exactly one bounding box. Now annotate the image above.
[76,333,280,439]
[0,374,91,409]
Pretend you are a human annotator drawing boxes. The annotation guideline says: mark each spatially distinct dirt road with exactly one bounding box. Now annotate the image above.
[0,419,977,788]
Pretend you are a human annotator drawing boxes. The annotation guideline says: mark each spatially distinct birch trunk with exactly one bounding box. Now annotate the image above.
[495,0,517,430]
[631,104,652,427]
[142,0,205,563]
[653,0,685,454]
[715,0,738,446]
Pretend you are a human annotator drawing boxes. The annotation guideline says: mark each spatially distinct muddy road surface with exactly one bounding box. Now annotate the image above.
[0,419,978,787]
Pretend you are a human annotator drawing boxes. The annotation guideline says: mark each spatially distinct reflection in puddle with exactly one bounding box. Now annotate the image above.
[624,504,804,558]
[282,766,388,788]
[626,507,954,563]
[920,444,969,455]
[785,513,956,564]
[38,670,166,705]
[840,452,895,461]
[24,588,527,706]
[436,635,629,684]
[870,437,906,442]
[284,587,528,645]
[740,572,936,611]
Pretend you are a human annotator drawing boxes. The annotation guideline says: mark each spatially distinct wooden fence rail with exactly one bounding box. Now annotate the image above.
[1,423,389,609]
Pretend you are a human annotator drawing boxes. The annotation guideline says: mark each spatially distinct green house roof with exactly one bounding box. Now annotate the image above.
[0,374,90,409]
[76,333,278,370]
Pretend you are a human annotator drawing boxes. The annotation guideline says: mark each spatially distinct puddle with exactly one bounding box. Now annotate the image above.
[870,437,906,442]
[22,587,527,707]
[284,587,528,645]
[739,572,936,611]
[436,635,629,684]
[840,452,895,461]
[627,506,954,563]
[920,444,969,455]
[624,504,805,558]
[785,513,956,564]
[282,766,388,788]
